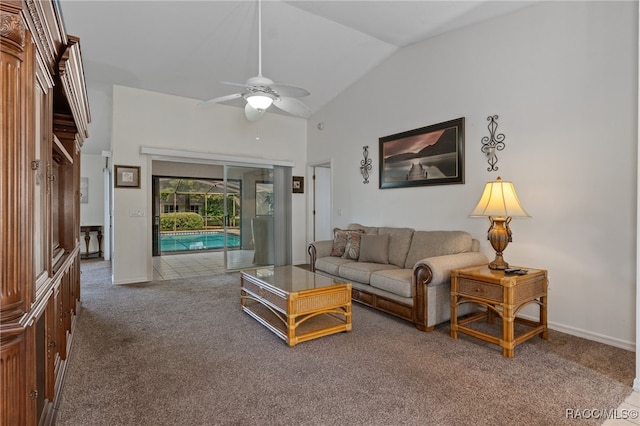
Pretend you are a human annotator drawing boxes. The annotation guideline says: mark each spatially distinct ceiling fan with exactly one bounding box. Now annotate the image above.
[199,0,311,121]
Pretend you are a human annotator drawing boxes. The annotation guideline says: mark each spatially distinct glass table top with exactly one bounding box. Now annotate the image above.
[241,265,348,293]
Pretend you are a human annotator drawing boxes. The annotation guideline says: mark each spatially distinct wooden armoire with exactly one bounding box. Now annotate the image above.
[1,0,90,424]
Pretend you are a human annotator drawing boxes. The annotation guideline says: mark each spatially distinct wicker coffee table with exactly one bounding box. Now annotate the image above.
[240,265,352,346]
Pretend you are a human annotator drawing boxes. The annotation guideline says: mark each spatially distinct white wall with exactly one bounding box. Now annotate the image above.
[80,153,106,255]
[635,0,640,391]
[80,154,104,226]
[111,86,307,284]
[307,1,638,349]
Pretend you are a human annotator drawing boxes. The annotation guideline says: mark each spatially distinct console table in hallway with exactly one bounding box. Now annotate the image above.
[81,225,103,259]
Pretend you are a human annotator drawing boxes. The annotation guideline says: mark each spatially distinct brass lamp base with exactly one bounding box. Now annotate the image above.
[487,216,512,270]
[489,257,509,270]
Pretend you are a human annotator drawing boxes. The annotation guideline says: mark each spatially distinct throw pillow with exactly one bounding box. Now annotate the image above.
[342,232,362,260]
[330,229,349,257]
[331,228,363,257]
[358,233,390,264]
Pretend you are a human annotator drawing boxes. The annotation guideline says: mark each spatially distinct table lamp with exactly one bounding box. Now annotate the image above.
[470,177,530,270]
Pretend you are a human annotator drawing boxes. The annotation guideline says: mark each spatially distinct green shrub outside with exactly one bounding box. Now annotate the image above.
[160,212,204,231]
[205,217,224,227]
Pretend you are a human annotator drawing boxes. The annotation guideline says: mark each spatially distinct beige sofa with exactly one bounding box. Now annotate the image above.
[308,224,488,331]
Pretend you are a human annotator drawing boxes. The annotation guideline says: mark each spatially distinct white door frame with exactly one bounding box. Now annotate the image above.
[306,160,332,248]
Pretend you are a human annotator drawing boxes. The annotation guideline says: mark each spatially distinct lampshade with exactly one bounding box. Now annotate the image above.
[246,94,274,111]
[470,177,530,218]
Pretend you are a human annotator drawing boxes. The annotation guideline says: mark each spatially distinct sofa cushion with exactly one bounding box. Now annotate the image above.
[377,227,414,268]
[347,223,379,235]
[342,232,362,260]
[370,269,413,298]
[358,234,390,264]
[404,231,473,269]
[330,228,363,257]
[338,262,398,285]
[315,256,356,276]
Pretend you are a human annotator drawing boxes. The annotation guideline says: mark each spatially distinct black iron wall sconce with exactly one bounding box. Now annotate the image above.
[481,115,505,172]
[360,145,372,184]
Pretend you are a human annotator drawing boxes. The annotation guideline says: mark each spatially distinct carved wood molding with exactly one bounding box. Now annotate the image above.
[23,0,66,75]
[0,7,25,47]
[58,37,91,143]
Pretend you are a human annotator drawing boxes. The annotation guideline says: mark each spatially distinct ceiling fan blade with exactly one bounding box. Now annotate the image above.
[271,84,310,98]
[245,103,266,121]
[198,93,243,106]
[272,97,311,118]
[221,81,252,90]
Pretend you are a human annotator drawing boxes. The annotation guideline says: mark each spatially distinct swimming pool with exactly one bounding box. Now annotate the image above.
[160,231,240,252]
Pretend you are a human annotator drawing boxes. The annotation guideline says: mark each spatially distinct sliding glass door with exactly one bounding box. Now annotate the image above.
[150,159,289,272]
[224,165,274,270]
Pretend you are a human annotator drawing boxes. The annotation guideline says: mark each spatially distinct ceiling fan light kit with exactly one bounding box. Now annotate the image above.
[199,0,311,121]
[246,94,274,111]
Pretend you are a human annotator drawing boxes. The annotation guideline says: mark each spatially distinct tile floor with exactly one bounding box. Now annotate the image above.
[602,391,640,425]
[152,250,257,281]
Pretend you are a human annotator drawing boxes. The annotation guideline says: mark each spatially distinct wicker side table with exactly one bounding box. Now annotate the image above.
[450,264,548,358]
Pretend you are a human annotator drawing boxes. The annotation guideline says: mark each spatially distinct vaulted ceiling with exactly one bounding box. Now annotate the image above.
[59,0,536,154]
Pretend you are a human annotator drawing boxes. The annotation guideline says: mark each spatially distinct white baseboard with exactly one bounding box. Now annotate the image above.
[548,321,634,351]
[518,314,635,351]
[113,276,149,285]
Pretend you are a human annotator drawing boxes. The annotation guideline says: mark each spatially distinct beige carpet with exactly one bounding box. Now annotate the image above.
[55,260,634,425]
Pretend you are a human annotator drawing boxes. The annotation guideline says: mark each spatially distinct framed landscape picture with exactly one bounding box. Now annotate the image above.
[379,117,465,189]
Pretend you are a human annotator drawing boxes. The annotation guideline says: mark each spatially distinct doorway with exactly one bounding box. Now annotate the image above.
[224,165,274,270]
[151,167,275,275]
[311,163,332,241]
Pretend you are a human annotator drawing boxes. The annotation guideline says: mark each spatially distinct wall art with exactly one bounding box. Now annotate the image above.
[115,165,141,188]
[379,117,465,189]
[292,176,304,194]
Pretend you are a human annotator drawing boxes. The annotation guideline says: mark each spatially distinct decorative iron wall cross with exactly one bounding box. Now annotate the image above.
[360,146,372,184]
[481,115,505,172]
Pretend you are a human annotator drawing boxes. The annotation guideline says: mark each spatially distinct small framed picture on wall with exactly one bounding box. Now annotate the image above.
[115,165,141,188]
[80,177,89,203]
[292,176,304,194]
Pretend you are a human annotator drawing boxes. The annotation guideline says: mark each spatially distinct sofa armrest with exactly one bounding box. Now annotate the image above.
[308,240,333,272]
[413,252,489,286]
